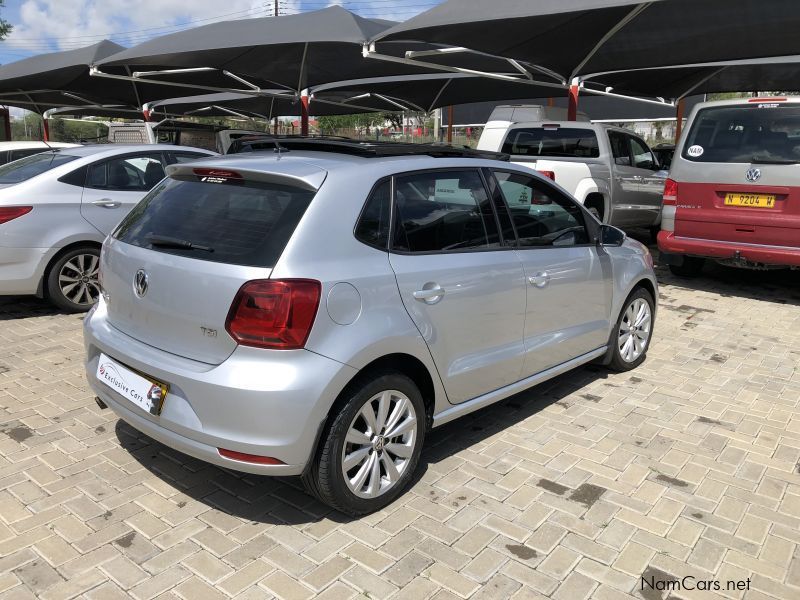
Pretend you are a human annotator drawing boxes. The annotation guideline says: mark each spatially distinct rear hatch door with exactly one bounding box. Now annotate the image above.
[674,101,800,247]
[102,161,325,364]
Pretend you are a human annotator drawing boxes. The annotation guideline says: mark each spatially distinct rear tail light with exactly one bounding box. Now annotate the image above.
[663,178,678,205]
[0,206,33,224]
[225,279,321,350]
[218,448,284,465]
[537,170,556,181]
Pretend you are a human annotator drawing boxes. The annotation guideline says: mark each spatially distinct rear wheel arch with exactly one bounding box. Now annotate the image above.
[39,240,103,298]
[584,192,607,222]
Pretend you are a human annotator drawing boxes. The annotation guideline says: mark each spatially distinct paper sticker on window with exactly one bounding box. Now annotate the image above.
[687,145,704,157]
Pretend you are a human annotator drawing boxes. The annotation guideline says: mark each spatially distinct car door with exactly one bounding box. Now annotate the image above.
[388,168,527,404]
[607,130,644,227]
[628,134,665,225]
[80,152,167,235]
[489,168,613,377]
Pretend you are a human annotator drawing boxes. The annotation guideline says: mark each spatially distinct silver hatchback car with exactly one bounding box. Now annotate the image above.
[84,140,657,515]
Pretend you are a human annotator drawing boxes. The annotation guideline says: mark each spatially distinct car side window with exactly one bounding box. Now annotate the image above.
[86,154,166,192]
[492,170,590,247]
[630,136,656,170]
[391,170,500,253]
[355,180,391,250]
[608,131,631,166]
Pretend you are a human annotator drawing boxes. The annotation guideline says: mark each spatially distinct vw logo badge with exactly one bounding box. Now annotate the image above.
[134,269,149,298]
[745,168,761,182]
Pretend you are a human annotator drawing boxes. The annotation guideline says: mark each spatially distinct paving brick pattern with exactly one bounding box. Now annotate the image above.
[1,254,799,599]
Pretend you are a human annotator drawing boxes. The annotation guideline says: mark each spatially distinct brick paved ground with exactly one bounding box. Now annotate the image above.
[1,246,799,600]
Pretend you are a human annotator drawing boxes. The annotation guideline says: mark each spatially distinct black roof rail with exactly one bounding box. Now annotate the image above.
[227,135,510,161]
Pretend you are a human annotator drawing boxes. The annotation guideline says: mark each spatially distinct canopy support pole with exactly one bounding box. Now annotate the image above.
[0,107,10,141]
[568,78,580,121]
[674,98,686,143]
[301,88,309,136]
[42,118,50,141]
[447,106,453,142]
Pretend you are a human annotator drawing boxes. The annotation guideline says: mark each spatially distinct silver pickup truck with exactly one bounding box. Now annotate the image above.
[477,106,666,232]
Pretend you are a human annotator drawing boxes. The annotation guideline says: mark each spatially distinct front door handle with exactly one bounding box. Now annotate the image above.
[92,199,122,209]
[413,284,445,304]
[528,272,550,288]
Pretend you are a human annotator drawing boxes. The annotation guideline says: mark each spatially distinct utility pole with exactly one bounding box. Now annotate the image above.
[274,0,279,17]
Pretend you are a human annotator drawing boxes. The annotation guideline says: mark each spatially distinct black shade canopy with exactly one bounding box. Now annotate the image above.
[95,6,439,94]
[374,0,800,85]
[0,39,212,113]
[146,92,387,118]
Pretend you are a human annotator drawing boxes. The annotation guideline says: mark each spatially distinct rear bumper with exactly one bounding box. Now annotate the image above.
[83,299,358,476]
[658,230,800,267]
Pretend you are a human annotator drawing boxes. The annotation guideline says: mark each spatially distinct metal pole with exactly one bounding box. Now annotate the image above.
[447,105,453,143]
[42,118,50,141]
[274,0,278,17]
[300,89,310,136]
[567,78,580,121]
[0,108,10,141]
[674,98,686,143]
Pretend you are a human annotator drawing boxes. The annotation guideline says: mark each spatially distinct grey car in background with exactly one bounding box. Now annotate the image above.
[84,141,657,515]
[0,144,216,310]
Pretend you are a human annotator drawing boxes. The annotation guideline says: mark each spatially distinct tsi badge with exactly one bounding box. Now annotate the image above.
[745,168,761,182]
[134,269,149,298]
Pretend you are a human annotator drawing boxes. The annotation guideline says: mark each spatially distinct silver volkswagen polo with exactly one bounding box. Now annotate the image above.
[84,140,657,515]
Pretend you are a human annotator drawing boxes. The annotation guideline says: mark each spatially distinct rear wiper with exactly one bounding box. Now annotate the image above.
[750,156,800,164]
[146,234,214,253]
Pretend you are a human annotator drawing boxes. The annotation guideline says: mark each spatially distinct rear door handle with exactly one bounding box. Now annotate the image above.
[528,272,550,288]
[92,199,122,208]
[413,284,445,304]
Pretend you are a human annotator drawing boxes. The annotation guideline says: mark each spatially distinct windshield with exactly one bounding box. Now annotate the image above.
[0,152,78,184]
[501,127,599,158]
[682,103,800,163]
[114,176,315,267]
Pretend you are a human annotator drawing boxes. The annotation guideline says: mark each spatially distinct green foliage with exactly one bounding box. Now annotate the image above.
[317,112,385,134]
[0,1,12,40]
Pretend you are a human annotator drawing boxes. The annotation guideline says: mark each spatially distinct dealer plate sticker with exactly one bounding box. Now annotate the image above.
[96,353,168,415]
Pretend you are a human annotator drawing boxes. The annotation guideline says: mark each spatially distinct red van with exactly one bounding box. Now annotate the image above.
[658,97,800,276]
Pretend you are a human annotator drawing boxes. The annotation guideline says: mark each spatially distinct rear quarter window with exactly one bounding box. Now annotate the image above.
[0,152,78,184]
[501,127,599,158]
[114,177,315,267]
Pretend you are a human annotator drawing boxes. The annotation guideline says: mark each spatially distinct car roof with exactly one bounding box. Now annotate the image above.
[694,96,800,109]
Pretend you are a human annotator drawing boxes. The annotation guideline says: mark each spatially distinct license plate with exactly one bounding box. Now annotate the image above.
[96,353,168,415]
[724,193,776,208]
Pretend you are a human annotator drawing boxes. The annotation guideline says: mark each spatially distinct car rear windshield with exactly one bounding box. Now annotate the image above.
[501,127,599,158]
[682,103,800,163]
[0,152,78,184]
[113,177,315,267]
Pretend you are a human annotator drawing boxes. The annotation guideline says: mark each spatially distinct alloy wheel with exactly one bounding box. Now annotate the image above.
[341,389,418,499]
[618,297,652,363]
[58,253,100,306]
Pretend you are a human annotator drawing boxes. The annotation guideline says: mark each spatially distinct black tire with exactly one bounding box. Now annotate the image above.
[668,257,705,278]
[46,246,101,312]
[607,287,655,372]
[303,371,426,516]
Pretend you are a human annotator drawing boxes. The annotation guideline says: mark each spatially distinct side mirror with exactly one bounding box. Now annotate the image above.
[599,224,626,247]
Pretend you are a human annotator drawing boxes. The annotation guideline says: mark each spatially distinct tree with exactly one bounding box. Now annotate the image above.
[0,1,12,40]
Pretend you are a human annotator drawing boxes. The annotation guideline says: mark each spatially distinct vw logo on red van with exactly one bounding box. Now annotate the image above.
[745,168,762,182]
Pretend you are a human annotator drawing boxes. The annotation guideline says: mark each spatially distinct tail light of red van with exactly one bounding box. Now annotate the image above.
[663,178,678,205]
[0,206,33,224]
[226,279,321,350]
[537,170,556,181]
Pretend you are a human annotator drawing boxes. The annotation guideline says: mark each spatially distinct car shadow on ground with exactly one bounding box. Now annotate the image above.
[114,364,611,526]
[0,296,70,320]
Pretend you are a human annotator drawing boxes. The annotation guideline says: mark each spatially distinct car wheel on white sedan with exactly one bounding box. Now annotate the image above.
[303,371,426,516]
[46,246,101,312]
[608,287,654,372]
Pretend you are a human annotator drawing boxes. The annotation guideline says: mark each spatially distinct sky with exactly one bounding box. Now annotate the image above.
[0,0,444,65]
